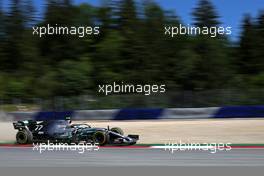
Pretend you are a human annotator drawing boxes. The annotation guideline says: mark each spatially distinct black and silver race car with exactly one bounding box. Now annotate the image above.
[13,119,139,146]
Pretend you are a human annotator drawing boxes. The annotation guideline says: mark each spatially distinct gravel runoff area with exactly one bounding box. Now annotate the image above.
[0,119,264,144]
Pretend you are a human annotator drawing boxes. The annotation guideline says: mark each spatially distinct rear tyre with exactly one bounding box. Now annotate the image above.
[27,130,33,144]
[93,131,109,146]
[16,130,33,144]
[110,127,124,135]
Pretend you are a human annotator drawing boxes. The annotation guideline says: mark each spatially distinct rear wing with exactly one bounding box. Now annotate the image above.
[13,121,27,130]
[13,120,35,130]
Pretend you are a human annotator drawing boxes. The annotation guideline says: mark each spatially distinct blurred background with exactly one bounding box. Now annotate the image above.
[0,0,264,111]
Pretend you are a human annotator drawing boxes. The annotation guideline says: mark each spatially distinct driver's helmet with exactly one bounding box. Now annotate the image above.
[65,116,72,124]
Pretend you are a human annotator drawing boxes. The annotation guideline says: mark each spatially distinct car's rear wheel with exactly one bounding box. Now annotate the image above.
[71,133,79,144]
[93,131,108,146]
[110,127,124,135]
[16,130,33,144]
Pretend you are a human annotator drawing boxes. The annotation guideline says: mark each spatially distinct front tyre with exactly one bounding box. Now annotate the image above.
[110,127,124,135]
[93,131,109,146]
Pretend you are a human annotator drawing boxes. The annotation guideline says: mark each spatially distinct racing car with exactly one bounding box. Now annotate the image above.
[13,119,139,146]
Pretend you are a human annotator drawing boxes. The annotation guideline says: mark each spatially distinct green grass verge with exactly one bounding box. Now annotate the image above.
[0,104,39,112]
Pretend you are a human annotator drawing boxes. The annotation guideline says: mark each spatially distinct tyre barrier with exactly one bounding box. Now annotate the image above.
[1,105,264,121]
[213,105,264,118]
[114,108,164,120]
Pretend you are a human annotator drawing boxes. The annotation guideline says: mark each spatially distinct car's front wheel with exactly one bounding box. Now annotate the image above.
[93,131,109,146]
[110,127,124,135]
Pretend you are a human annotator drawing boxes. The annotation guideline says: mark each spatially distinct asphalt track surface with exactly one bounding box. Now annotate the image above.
[0,147,264,167]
